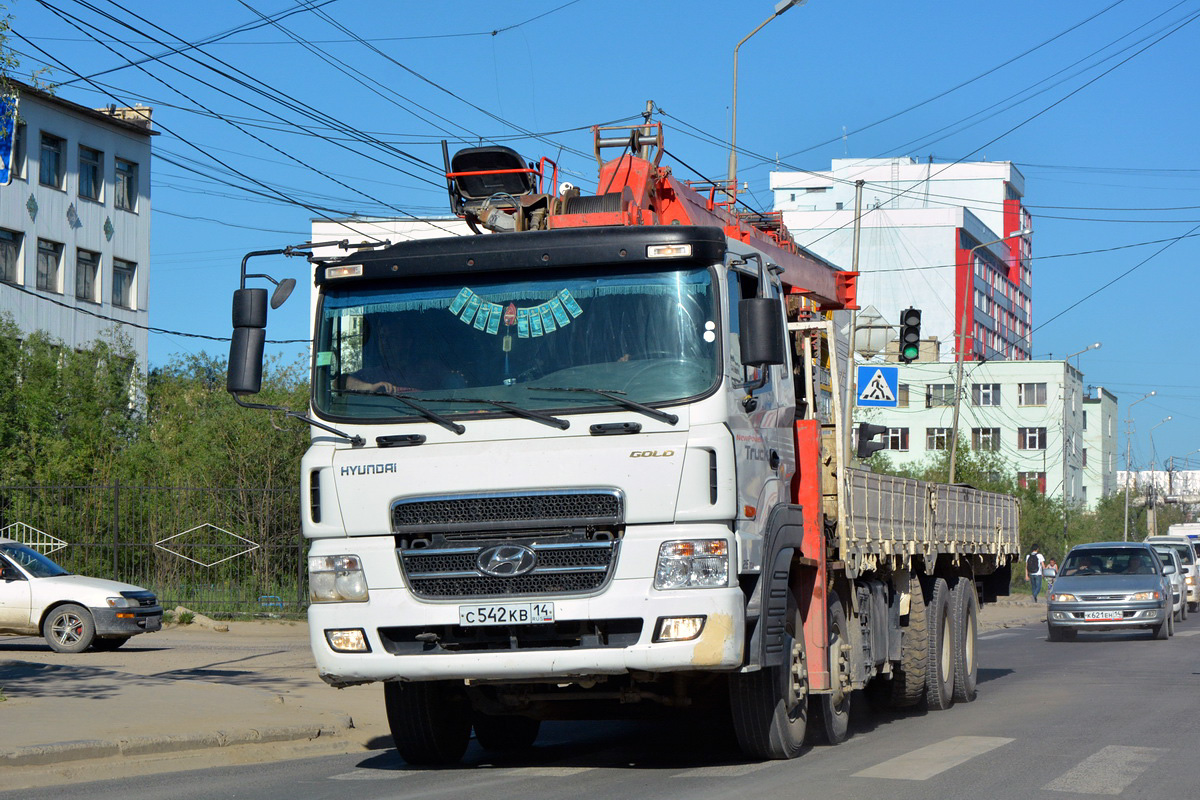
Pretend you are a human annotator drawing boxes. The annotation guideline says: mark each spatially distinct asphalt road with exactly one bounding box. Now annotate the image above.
[9,616,1199,800]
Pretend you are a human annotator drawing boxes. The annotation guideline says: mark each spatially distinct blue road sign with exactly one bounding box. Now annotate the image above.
[857,365,899,407]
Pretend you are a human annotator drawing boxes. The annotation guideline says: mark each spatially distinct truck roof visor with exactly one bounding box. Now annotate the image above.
[450,146,536,200]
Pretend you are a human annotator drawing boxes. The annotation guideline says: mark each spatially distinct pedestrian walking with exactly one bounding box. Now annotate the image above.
[1043,558,1058,593]
[1026,546,1046,602]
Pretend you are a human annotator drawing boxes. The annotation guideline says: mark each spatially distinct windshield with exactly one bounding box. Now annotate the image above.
[0,543,69,578]
[313,265,720,422]
[1061,548,1157,577]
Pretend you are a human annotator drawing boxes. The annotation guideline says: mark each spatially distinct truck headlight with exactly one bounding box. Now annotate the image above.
[654,539,729,589]
[309,555,369,602]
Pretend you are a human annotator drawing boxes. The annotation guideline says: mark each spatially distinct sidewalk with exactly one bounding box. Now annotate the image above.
[0,599,1046,787]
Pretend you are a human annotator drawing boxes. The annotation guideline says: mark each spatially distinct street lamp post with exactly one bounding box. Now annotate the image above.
[947,227,1032,484]
[728,0,807,193]
[1123,389,1158,540]
[1066,341,1102,370]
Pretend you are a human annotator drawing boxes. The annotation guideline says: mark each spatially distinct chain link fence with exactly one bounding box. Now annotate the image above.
[0,483,305,615]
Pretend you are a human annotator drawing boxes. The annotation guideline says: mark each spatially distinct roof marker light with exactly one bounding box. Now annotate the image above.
[325,265,363,279]
[647,243,692,259]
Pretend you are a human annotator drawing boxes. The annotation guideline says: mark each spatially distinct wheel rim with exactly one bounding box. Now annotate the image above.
[52,612,84,647]
[829,619,850,711]
[786,638,808,723]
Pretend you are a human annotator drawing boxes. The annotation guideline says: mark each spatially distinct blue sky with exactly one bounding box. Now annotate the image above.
[8,0,1199,471]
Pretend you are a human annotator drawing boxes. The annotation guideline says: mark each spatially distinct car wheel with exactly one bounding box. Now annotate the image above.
[43,604,96,654]
[1152,618,1169,640]
[1181,599,1188,621]
[1047,624,1066,642]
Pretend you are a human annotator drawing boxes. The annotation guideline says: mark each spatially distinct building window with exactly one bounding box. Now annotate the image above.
[1018,471,1046,494]
[1082,448,1088,468]
[972,427,1001,451]
[926,384,955,408]
[1018,382,1047,406]
[39,132,65,189]
[78,146,103,201]
[36,239,63,293]
[887,428,909,451]
[1018,427,1047,450]
[115,158,138,211]
[112,259,136,309]
[76,249,99,303]
[12,122,26,180]
[1082,410,1088,430]
[926,427,951,450]
[972,383,1000,406]
[897,384,909,407]
[0,229,21,284]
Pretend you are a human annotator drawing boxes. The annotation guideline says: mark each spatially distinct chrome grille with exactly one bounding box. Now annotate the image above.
[400,540,617,599]
[392,490,622,533]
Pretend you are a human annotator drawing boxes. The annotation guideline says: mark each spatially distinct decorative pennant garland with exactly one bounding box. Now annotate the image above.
[448,287,583,337]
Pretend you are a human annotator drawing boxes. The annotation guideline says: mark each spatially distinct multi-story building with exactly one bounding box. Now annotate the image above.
[772,158,1033,362]
[854,359,1110,506]
[0,80,153,370]
[1082,387,1119,507]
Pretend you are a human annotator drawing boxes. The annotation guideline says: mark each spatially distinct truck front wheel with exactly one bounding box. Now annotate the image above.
[730,609,808,759]
[811,594,851,745]
[385,681,472,765]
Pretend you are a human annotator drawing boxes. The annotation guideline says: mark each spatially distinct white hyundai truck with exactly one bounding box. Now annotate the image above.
[227,119,1019,765]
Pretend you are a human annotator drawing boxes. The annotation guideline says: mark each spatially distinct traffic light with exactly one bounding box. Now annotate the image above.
[898,308,921,363]
[856,422,890,459]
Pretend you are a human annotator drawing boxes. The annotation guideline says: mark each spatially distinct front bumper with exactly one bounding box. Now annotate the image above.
[91,605,163,636]
[309,580,745,685]
[1046,601,1165,632]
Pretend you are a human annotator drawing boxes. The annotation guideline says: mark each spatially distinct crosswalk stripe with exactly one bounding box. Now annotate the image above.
[853,736,1014,780]
[674,762,777,778]
[511,767,597,776]
[979,632,1019,639]
[1044,745,1165,795]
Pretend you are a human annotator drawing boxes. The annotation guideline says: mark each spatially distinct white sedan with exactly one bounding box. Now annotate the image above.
[0,537,163,653]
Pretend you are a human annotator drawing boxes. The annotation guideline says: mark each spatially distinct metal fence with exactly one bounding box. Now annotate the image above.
[0,483,305,615]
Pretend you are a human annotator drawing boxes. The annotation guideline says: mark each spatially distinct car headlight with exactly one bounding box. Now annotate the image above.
[309,554,369,602]
[1187,576,1196,586]
[654,539,729,590]
[1129,591,1161,601]
[105,596,137,608]
[1049,593,1078,602]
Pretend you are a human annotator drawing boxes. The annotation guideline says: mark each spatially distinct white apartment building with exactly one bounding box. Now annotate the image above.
[854,359,1105,506]
[0,81,153,370]
[772,158,1033,362]
[1082,387,1119,507]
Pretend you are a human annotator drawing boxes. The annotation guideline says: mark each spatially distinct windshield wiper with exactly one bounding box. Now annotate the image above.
[339,389,465,435]
[433,397,570,430]
[534,387,679,425]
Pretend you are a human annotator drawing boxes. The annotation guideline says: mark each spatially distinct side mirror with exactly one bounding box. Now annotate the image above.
[227,287,267,395]
[1,565,21,581]
[738,298,785,368]
[1163,563,1176,575]
[271,278,296,310]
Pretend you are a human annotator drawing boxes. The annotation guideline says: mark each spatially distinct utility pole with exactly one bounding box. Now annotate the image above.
[841,179,864,468]
[1123,390,1157,541]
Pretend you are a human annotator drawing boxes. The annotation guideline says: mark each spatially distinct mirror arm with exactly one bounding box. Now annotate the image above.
[229,393,365,447]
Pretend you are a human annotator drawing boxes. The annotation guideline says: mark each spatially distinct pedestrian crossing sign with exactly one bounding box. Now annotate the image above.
[857,365,899,407]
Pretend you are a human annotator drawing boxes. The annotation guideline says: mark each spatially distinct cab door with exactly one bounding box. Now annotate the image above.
[0,556,33,633]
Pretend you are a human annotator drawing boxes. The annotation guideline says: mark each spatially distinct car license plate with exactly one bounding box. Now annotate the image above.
[1084,610,1121,621]
[459,602,554,627]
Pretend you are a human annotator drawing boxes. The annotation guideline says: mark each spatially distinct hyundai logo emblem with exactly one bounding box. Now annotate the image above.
[477,544,538,577]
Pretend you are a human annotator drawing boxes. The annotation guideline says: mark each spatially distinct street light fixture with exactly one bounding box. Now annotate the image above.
[947,227,1033,484]
[1123,390,1157,540]
[1066,341,1101,370]
[728,0,808,194]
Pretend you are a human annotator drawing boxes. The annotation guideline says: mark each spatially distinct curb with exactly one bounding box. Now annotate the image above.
[2,724,339,768]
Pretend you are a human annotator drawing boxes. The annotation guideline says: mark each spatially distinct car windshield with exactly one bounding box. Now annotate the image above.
[1061,548,1156,577]
[1152,548,1177,567]
[0,543,69,578]
[312,265,721,422]
[1161,543,1194,565]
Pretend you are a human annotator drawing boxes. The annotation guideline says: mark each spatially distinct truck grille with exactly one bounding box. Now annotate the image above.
[400,540,617,599]
[392,490,622,533]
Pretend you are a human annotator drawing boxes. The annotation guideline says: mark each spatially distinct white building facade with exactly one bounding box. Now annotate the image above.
[854,359,1102,506]
[772,158,1033,362]
[1082,387,1119,507]
[0,82,153,370]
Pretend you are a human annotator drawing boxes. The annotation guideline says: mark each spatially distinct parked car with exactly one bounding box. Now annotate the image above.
[1146,535,1200,613]
[1150,545,1187,623]
[1047,541,1175,641]
[0,538,162,653]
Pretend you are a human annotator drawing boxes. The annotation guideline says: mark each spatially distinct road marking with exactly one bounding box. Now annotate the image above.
[853,736,1014,780]
[674,762,778,778]
[330,770,415,780]
[1172,629,1200,637]
[1043,745,1166,795]
[510,767,597,776]
[979,632,1019,639]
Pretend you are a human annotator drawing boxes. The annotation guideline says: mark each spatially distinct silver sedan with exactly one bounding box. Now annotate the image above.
[1046,542,1174,641]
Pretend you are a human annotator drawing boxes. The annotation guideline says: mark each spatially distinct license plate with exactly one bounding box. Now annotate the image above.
[459,602,555,627]
[1084,610,1121,621]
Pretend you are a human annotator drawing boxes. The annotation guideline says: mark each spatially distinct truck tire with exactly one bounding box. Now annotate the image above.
[950,577,978,704]
[472,713,540,752]
[925,577,954,711]
[811,594,851,745]
[729,609,808,760]
[385,681,472,765]
[43,604,96,654]
[888,574,927,708]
